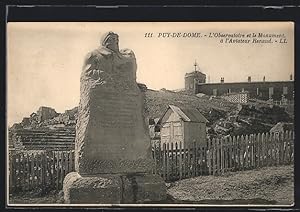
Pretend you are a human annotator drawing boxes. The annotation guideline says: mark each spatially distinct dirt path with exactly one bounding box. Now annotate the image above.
[167,165,294,205]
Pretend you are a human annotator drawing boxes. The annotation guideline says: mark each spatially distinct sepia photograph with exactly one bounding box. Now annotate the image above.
[7,22,294,207]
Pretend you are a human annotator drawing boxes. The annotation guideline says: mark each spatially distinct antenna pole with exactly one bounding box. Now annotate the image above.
[194,60,197,71]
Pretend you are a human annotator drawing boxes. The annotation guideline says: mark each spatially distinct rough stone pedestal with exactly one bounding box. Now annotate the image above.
[63,32,166,204]
[63,172,166,204]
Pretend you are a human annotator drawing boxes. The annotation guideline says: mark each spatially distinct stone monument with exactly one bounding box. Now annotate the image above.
[63,32,166,204]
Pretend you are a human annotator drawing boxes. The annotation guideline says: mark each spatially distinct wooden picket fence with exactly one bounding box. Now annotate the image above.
[9,150,75,193]
[9,131,294,193]
[152,131,294,182]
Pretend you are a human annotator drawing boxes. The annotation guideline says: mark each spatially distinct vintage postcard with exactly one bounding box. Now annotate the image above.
[7,22,294,207]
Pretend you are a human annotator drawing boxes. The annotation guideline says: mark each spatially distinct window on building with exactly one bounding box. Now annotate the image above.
[283,87,288,95]
[173,123,182,136]
[228,88,231,93]
[213,89,217,96]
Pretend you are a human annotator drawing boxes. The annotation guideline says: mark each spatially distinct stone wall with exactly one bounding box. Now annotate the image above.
[10,128,75,150]
[196,81,294,101]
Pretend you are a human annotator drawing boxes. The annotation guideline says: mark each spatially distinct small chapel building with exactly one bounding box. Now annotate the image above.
[160,105,208,148]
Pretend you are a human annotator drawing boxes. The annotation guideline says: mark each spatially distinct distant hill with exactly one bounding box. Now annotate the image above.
[144,89,236,125]
[10,88,293,138]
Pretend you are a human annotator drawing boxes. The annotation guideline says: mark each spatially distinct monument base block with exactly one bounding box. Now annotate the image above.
[63,172,167,204]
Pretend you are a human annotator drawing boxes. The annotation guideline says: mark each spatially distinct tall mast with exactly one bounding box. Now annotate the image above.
[194,60,198,72]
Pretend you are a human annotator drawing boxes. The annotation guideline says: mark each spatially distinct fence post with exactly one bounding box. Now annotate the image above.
[237,135,241,171]
[56,151,60,190]
[41,153,45,191]
[207,139,211,175]
[16,154,21,190]
[224,137,229,173]
[270,132,274,166]
[20,153,25,191]
[34,153,38,190]
[182,142,187,178]
[261,133,266,167]
[257,133,261,168]
[170,142,174,180]
[179,142,182,180]
[158,143,162,176]
[212,138,216,176]
[162,143,166,181]
[218,138,221,174]
[232,136,236,171]
[60,151,64,190]
[45,151,49,189]
[266,132,272,166]
[175,142,178,179]
[167,143,171,181]
[251,134,255,169]
[283,131,288,164]
[291,131,295,163]
[193,141,197,177]
[38,153,42,189]
[240,135,245,170]
[9,151,15,193]
[271,132,275,166]
[245,135,250,170]
[228,136,232,171]
[24,153,29,191]
[186,142,190,178]
[199,145,203,175]
[278,132,282,165]
[209,139,213,175]
[288,131,292,164]
[178,142,182,179]
[247,134,251,169]
[151,142,157,174]
[220,138,223,174]
[225,137,229,173]
[275,133,279,166]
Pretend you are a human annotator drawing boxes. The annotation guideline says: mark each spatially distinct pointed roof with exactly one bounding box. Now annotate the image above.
[270,122,294,133]
[166,105,208,123]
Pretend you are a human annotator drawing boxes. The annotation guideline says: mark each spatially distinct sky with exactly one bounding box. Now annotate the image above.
[7,22,294,126]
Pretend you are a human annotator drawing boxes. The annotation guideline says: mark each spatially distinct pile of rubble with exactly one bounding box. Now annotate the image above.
[11,106,78,130]
[210,100,293,137]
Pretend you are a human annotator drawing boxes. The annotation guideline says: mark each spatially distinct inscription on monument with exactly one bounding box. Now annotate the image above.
[94,92,139,128]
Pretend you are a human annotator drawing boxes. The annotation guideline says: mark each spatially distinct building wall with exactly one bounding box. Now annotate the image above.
[196,81,294,101]
[183,122,206,147]
[185,71,206,91]
[161,110,184,145]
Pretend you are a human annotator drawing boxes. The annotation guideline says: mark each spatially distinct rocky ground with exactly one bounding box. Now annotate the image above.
[144,89,293,138]
[167,165,294,205]
[9,165,293,205]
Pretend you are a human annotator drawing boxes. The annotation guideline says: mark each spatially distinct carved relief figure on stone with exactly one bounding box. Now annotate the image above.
[102,31,119,52]
[81,31,137,90]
